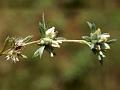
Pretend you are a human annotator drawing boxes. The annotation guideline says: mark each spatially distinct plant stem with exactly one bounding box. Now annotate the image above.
[24,39,90,46]
[58,39,90,46]
[58,40,85,43]
[24,40,40,46]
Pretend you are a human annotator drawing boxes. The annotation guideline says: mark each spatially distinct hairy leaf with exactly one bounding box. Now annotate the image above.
[87,21,96,33]
[33,46,45,58]
[38,13,46,38]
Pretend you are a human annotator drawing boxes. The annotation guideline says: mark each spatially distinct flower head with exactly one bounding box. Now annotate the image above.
[45,27,58,39]
[34,26,64,58]
[0,36,32,62]
[33,14,64,58]
[13,35,33,50]
[4,49,27,62]
[82,22,116,65]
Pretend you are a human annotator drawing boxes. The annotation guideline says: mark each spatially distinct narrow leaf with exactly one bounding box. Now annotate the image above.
[33,46,45,59]
[20,54,28,59]
[38,13,46,38]
[87,21,96,33]
[42,13,46,29]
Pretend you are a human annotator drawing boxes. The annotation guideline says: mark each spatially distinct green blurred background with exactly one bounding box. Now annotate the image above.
[0,0,119,90]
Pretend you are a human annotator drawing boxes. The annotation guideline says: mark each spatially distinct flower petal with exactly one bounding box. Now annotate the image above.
[50,52,54,57]
[51,41,60,48]
[45,27,55,36]
[21,54,28,59]
[99,51,106,57]
[99,33,110,42]
[104,43,110,49]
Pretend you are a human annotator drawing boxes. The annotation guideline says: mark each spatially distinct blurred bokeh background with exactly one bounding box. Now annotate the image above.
[0,0,119,90]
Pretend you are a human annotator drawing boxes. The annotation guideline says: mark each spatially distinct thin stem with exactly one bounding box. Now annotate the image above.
[58,40,85,43]
[58,39,91,47]
[24,39,90,46]
[59,39,89,44]
[24,40,40,46]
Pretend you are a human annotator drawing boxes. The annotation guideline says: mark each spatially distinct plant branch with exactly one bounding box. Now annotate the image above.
[24,39,90,46]
[58,39,90,46]
[24,40,40,46]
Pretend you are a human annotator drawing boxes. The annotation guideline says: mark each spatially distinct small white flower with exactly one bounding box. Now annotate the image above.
[6,55,10,60]
[96,45,101,51]
[45,27,56,39]
[14,38,26,47]
[99,33,110,42]
[51,40,60,48]
[37,23,65,58]
[12,56,19,62]
[5,49,20,62]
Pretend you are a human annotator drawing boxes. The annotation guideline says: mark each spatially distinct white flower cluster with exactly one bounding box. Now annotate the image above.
[1,36,32,62]
[82,23,116,64]
[45,27,62,48]
[35,27,64,58]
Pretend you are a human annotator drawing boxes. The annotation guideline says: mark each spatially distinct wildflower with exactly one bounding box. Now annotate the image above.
[82,22,116,65]
[34,26,64,58]
[33,14,64,58]
[45,27,57,39]
[0,36,32,62]
[4,49,27,62]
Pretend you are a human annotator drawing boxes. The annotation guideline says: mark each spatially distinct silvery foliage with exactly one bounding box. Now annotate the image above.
[33,14,65,58]
[82,22,116,65]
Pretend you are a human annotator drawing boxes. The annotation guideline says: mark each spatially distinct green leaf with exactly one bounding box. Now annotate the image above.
[87,21,96,33]
[38,13,46,38]
[42,13,46,29]
[33,46,45,59]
